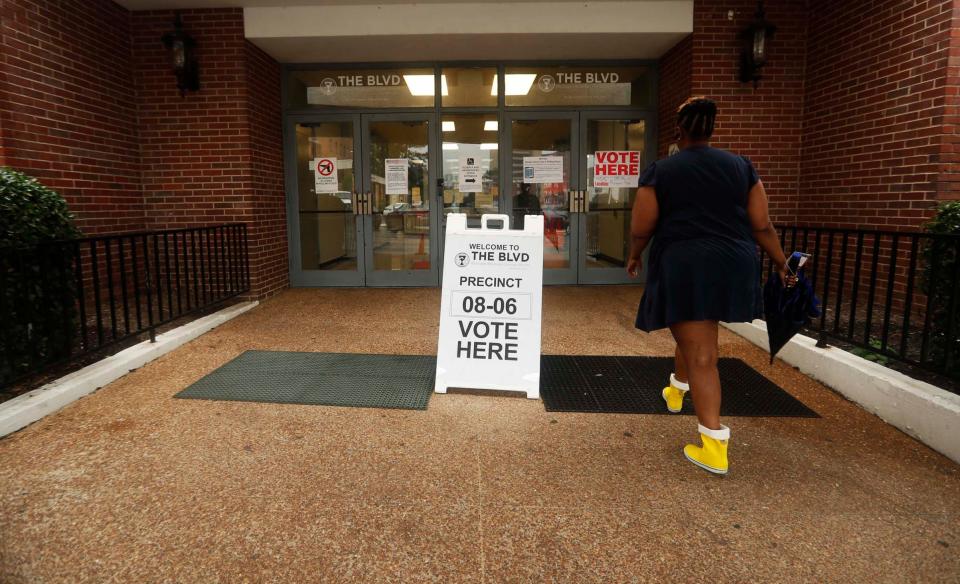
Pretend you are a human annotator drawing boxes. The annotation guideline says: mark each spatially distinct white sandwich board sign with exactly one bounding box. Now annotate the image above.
[435,213,544,399]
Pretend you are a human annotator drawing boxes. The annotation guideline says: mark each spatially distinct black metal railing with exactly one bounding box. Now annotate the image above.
[761,226,960,382]
[0,224,250,389]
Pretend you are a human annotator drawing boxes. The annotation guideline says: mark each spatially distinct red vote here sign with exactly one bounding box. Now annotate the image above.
[593,151,641,188]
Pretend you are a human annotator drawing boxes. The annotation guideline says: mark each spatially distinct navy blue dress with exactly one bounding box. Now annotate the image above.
[635,145,762,332]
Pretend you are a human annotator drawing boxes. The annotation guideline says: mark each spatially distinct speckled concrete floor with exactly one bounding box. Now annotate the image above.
[1,287,958,583]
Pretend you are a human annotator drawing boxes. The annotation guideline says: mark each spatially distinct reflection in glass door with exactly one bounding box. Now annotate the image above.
[288,117,365,287]
[504,113,577,285]
[579,115,650,284]
[362,115,438,287]
[440,114,500,233]
[503,112,651,285]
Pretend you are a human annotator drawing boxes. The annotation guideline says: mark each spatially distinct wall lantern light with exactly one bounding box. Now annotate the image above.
[161,12,199,96]
[738,1,777,87]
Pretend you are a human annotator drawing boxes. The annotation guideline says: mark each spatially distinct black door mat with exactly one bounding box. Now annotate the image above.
[540,356,818,417]
[175,351,435,410]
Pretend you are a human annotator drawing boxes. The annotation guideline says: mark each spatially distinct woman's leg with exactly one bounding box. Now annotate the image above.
[669,320,721,430]
[674,345,688,384]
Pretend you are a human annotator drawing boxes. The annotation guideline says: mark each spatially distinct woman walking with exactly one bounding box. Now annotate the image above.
[627,97,792,475]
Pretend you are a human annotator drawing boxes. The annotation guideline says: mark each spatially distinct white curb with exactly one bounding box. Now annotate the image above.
[0,301,259,439]
[723,320,960,464]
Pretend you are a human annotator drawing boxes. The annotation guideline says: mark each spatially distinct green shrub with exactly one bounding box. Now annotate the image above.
[850,339,891,366]
[921,201,960,377]
[0,168,81,385]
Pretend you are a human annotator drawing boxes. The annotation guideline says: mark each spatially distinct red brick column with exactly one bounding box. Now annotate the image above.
[657,35,692,159]
[658,0,957,228]
[936,0,960,202]
[691,0,807,226]
[131,8,287,298]
[245,42,287,298]
[655,0,806,225]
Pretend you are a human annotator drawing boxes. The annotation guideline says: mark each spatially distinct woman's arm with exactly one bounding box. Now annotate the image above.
[627,185,659,277]
[746,180,790,282]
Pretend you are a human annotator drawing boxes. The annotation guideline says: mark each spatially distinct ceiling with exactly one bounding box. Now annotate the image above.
[259,33,686,63]
[114,0,564,7]
[115,1,693,62]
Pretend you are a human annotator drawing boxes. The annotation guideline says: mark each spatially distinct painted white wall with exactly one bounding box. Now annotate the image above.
[119,0,665,7]
[254,32,688,62]
[245,2,693,37]
[244,1,693,62]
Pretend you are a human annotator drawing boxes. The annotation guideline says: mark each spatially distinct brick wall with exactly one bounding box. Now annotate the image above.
[657,35,692,158]
[133,9,252,230]
[0,0,144,234]
[0,4,287,297]
[658,0,957,227]
[801,0,956,228]
[690,0,807,225]
[245,42,287,298]
[936,1,960,202]
[131,9,287,298]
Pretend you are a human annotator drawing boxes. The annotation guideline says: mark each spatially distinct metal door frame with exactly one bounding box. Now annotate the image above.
[283,113,366,287]
[282,61,659,288]
[361,112,441,287]
[501,110,580,286]
[576,110,658,285]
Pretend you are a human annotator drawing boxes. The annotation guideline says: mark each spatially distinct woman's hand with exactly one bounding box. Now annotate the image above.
[748,183,797,288]
[777,262,798,288]
[627,257,642,278]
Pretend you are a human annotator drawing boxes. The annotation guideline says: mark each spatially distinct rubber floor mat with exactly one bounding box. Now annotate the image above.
[540,356,818,417]
[175,351,435,410]
[176,351,816,417]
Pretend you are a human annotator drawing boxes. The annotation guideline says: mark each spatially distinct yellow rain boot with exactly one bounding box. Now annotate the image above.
[661,373,689,413]
[683,424,730,475]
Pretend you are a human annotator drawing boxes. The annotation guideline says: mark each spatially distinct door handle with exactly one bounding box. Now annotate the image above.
[351,192,360,215]
[365,192,373,216]
[569,190,588,214]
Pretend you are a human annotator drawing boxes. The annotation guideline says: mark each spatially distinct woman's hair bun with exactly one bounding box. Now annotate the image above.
[677,96,717,140]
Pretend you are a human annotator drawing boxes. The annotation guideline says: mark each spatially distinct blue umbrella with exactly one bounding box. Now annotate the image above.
[763,252,822,363]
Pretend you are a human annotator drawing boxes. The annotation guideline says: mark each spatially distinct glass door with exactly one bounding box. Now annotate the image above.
[501,111,652,285]
[361,114,439,287]
[502,112,579,285]
[438,113,502,266]
[286,115,365,287]
[286,110,650,287]
[577,112,654,284]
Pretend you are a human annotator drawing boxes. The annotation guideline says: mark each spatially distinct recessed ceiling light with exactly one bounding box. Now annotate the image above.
[480,143,498,150]
[404,74,448,96]
[484,120,498,131]
[442,143,459,150]
[490,74,537,96]
[442,121,456,132]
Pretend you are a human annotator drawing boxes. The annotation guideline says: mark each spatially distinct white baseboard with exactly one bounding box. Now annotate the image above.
[723,320,960,464]
[0,301,259,439]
